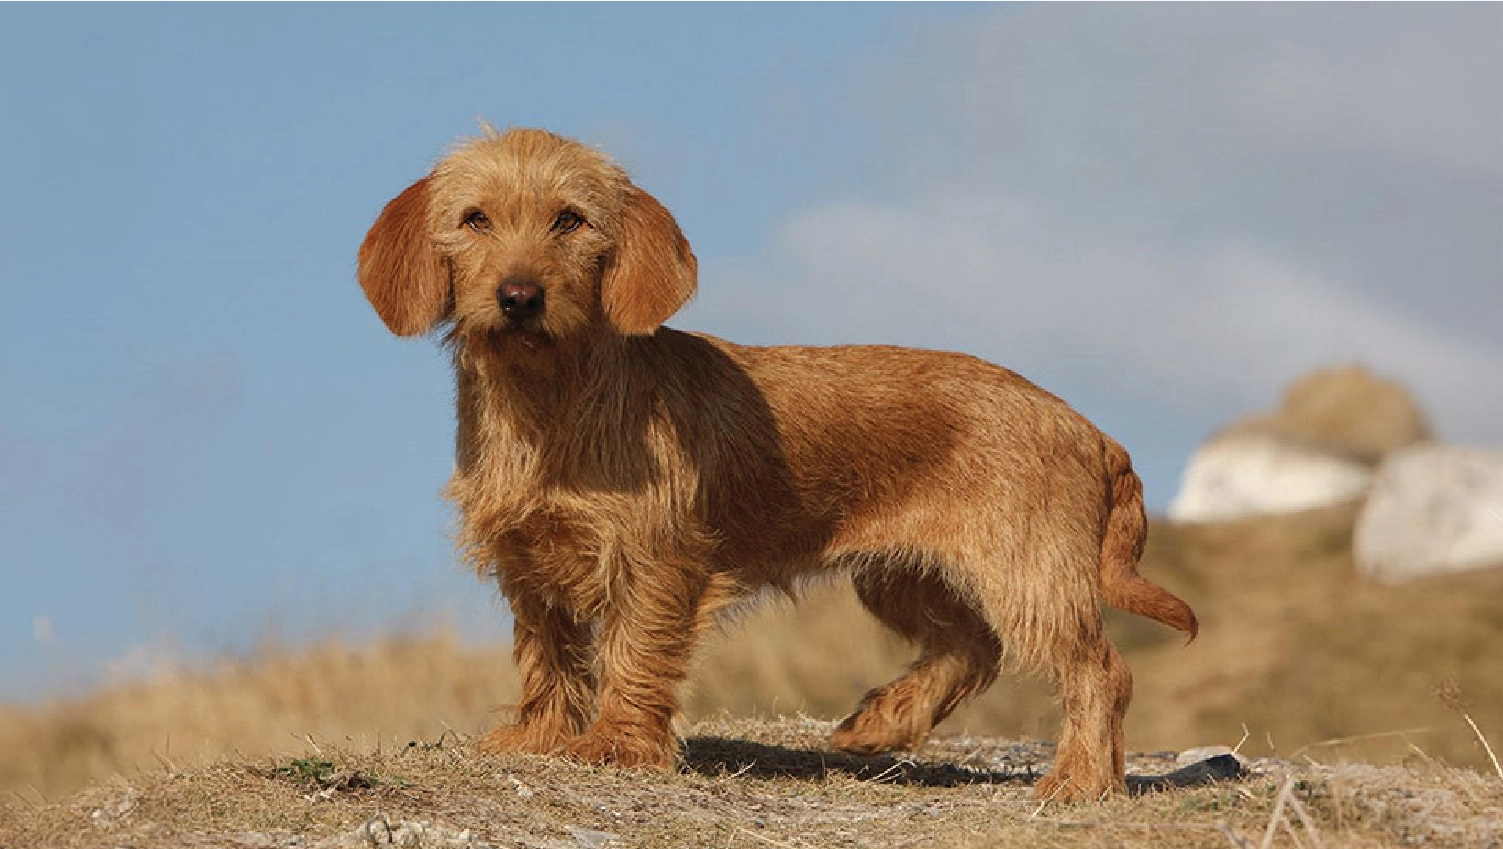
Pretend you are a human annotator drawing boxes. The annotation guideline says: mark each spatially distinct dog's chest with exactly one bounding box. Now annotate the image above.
[452,467,646,608]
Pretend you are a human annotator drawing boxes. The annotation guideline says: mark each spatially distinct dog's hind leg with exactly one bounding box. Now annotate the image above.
[829,568,1002,755]
[944,523,1131,801]
[1033,634,1132,801]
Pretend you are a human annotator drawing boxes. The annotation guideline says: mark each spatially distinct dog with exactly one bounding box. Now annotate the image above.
[356,127,1197,801]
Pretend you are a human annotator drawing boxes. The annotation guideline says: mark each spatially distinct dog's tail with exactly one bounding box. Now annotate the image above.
[1099,437,1199,640]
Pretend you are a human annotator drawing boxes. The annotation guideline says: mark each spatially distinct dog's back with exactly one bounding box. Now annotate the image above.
[644,331,1195,652]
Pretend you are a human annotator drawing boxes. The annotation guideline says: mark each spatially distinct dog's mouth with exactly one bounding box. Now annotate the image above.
[490,320,554,351]
[502,313,545,332]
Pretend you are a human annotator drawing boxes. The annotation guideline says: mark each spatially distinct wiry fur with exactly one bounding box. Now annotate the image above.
[356,127,1198,801]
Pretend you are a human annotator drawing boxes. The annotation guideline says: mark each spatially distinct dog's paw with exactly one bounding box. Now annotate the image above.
[829,703,927,756]
[563,729,677,771]
[1033,770,1122,803]
[475,723,572,756]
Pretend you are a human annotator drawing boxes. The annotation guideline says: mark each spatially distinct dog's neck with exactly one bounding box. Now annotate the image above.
[448,328,663,489]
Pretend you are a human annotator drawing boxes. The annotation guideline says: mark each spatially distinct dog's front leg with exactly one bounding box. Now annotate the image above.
[563,559,710,770]
[477,585,596,756]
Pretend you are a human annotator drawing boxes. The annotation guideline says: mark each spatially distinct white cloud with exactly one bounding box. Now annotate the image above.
[694,4,1503,446]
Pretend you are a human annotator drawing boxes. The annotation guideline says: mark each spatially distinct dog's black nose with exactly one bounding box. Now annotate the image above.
[498,279,545,321]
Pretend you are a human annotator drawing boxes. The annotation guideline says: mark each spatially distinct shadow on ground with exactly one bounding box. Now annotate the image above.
[682,734,1246,794]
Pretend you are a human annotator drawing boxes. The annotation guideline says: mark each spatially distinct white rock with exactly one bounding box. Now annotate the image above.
[1168,434,1372,522]
[1355,445,1503,583]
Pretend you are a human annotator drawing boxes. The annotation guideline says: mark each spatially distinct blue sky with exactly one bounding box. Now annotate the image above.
[2,4,1499,701]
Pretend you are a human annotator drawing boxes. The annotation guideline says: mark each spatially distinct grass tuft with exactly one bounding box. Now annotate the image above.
[257,757,381,792]
[1437,680,1503,782]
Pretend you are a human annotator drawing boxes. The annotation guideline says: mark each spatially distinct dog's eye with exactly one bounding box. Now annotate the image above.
[552,209,584,234]
[462,209,492,232]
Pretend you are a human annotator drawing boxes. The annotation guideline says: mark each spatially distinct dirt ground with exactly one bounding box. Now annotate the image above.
[3,717,1499,849]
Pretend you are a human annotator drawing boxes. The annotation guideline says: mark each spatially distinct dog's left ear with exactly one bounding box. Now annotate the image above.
[601,186,698,335]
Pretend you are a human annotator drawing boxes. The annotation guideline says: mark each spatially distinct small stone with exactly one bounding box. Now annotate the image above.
[314,817,493,849]
[90,796,136,827]
[570,827,621,849]
[1176,745,1243,768]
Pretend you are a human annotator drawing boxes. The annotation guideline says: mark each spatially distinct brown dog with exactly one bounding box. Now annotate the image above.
[357,127,1197,800]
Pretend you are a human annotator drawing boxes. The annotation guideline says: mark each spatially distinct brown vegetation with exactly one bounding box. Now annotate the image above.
[1223,364,1431,461]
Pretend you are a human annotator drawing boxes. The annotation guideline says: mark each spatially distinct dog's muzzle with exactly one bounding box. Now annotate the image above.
[498,278,545,323]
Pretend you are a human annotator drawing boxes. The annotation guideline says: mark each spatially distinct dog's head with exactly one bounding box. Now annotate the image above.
[358,128,697,346]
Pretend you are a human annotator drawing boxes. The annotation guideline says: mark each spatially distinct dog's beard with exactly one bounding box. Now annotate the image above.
[489,320,555,353]
[447,315,555,355]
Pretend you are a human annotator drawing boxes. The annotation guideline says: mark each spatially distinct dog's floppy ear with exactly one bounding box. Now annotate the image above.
[601,186,698,335]
[358,176,451,336]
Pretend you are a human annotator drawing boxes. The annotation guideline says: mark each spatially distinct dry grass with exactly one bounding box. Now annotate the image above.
[4,507,1503,843]
[2,718,1499,849]
[0,635,519,805]
[1151,505,1503,768]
